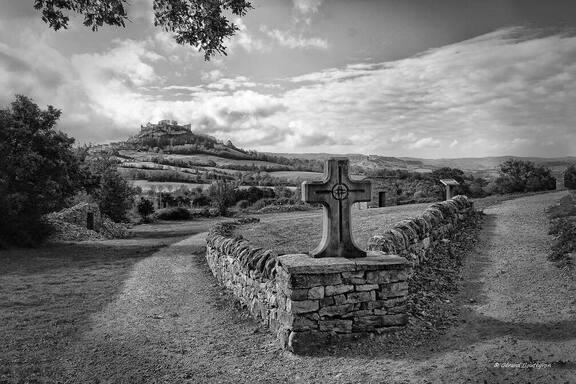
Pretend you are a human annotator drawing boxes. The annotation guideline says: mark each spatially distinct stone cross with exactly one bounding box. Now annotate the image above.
[302,157,371,258]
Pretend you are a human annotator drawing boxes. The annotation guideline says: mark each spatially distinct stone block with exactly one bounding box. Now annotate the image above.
[377,289,408,300]
[341,271,366,284]
[345,291,373,304]
[354,252,410,271]
[319,304,354,317]
[342,309,373,318]
[293,315,319,331]
[333,294,346,305]
[287,299,319,314]
[319,319,353,333]
[289,273,342,288]
[365,270,393,284]
[290,289,309,301]
[383,297,406,308]
[308,286,325,300]
[278,254,356,274]
[319,297,335,307]
[355,284,379,292]
[325,284,354,296]
[352,316,382,331]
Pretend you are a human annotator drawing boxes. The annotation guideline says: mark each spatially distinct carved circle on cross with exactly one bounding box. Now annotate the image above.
[331,183,349,200]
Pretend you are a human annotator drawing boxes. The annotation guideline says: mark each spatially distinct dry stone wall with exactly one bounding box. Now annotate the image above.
[367,195,475,265]
[206,222,411,353]
[205,196,475,353]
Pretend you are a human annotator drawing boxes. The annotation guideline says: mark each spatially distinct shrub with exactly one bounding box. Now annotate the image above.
[565,165,576,190]
[235,199,250,209]
[251,198,276,211]
[97,169,135,222]
[137,197,155,222]
[548,218,576,264]
[192,195,211,206]
[155,207,192,220]
[207,180,236,216]
[495,159,556,193]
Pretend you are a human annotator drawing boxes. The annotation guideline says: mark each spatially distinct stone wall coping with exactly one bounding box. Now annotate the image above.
[278,251,409,275]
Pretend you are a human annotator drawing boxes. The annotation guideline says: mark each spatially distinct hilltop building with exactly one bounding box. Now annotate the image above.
[139,120,192,136]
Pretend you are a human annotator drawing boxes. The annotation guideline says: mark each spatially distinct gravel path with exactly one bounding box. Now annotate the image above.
[57,192,576,383]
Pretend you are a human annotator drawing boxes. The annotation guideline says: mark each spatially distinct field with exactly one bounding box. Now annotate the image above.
[119,150,285,168]
[240,203,430,254]
[268,171,365,182]
[129,180,209,192]
[238,190,563,255]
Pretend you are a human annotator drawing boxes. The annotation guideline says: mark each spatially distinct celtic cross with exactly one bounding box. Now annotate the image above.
[302,157,371,258]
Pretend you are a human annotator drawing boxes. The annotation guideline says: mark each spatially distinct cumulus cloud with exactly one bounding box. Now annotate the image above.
[292,0,323,25]
[1,22,575,157]
[271,27,576,156]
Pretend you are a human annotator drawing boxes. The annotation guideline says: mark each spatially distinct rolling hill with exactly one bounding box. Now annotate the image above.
[89,121,576,191]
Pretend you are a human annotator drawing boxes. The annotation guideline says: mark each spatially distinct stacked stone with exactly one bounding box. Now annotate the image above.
[367,195,475,265]
[205,222,281,329]
[271,253,411,353]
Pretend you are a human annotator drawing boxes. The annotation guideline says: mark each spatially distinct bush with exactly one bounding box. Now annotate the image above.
[235,199,250,209]
[192,195,211,206]
[251,198,276,211]
[154,207,192,220]
[548,218,576,264]
[97,169,135,223]
[565,165,576,190]
[137,197,155,222]
[495,159,556,193]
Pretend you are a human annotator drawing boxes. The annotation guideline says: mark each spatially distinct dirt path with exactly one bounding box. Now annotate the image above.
[58,192,576,383]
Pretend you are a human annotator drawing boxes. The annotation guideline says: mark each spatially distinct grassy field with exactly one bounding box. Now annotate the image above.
[239,203,431,255]
[238,190,564,255]
[268,171,365,182]
[0,221,211,384]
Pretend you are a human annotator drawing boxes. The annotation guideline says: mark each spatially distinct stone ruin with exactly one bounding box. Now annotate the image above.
[48,203,102,231]
[205,158,476,353]
[45,203,128,241]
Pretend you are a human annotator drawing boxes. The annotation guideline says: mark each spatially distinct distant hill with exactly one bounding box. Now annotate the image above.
[88,123,575,192]
[271,153,428,172]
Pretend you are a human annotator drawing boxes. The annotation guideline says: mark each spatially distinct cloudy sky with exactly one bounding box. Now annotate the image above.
[1,0,575,158]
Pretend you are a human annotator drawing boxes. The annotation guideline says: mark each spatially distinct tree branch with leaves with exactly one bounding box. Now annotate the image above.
[33,0,252,60]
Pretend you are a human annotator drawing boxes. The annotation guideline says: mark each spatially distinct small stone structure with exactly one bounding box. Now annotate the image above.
[440,178,460,200]
[48,202,102,232]
[206,223,411,354]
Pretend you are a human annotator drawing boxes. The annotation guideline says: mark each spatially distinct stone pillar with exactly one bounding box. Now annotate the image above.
[273,251,411,354]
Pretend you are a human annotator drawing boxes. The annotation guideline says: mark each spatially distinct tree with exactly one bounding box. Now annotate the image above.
[137,197,155,222]
[33,0,252,60]
[97,168,135,222]
[496,159,556,193]
[431,167,466,184]
[207,180,235,216]
[0,95,82,247]
[565,164,576,190]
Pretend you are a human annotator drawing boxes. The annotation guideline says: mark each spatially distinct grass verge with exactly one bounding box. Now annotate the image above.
[0,242,164,383]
